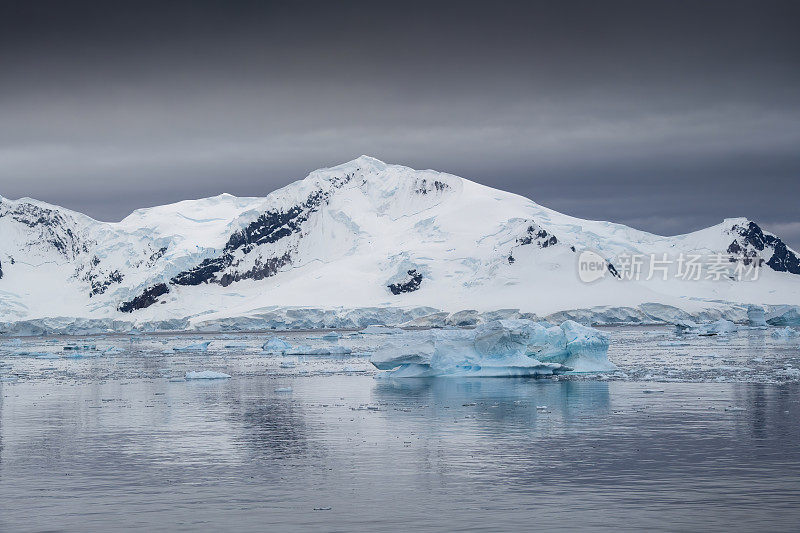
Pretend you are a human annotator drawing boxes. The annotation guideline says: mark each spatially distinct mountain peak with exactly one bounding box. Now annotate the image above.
[322,155,389,174]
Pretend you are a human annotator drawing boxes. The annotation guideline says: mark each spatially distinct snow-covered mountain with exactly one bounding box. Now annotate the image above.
[1,156,799,330]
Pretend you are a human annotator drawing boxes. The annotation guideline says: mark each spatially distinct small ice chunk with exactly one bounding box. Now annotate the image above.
[173,341,211,352]
[771,327,799,340]
[184,370,230,380]
[262,337,292,353]
[322,331,341,341]
[679,319,738,336]
[275,387,293,393]
[285,345,352,356]
[65,351,100,358]
[63,344,97,351]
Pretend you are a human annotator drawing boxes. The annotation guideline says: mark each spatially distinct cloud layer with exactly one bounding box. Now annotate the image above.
[1,1,798,246]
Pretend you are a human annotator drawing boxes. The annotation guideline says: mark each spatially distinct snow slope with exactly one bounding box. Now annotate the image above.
[1,156,799,330]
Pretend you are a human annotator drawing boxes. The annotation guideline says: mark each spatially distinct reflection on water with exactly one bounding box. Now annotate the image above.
[1,375,799,531]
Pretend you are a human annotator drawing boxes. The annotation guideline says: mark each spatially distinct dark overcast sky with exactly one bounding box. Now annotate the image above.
[1,0,798,246]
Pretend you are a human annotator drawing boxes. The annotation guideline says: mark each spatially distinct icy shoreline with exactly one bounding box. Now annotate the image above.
[1,303,798,337]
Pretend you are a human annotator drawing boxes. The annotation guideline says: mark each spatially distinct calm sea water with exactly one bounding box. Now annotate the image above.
[1,328,799,531]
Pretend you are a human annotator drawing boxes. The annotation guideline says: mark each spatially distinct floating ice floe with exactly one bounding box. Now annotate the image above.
[7,350,48,358]
[262,337,292,354]
[676,319,737,336]
[370,319,615,377]
[63,344,97,351]
[65,351,101,358]
[322,331,341,341]
[771,327,799,340]
[173,341,211,352]
[285,345,352,356]
[103,346,124,355]
[184,370,231,380]
[778,367,800,378]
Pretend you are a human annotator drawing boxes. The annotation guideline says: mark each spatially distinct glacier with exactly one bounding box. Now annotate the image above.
[370,319,614,377]
[1,302,800,336]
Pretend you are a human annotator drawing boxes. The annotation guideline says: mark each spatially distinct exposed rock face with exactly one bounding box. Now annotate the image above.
[728,221,800,274]
[388,269,423,294]
[0,200,89,259]
[118,283,169,312]
[89,269,123,297]
[414,178,450,195]
[218,252,292,286]
[517,222,558,248]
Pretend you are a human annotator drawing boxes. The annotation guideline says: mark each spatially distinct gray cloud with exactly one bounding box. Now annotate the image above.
[1,1,798,247]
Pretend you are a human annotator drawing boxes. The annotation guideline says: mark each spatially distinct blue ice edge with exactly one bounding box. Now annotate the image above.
[371,319,617,378]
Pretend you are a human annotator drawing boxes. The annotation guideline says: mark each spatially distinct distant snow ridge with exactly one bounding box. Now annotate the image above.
[1,156,799,329]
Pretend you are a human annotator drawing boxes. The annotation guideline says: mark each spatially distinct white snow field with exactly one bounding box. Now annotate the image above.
[1,156,799,334]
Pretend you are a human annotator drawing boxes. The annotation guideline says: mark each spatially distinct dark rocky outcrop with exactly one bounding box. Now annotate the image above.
[118,283,169,312]
[0,201,88,258]
[388,269,423,294]
[729,221,800,274]
[89,269,123,297]
[218,252,292,287]
[517,224,558,248]
[414,178,450,195]
[171,256,228,286]
[146,246,168,267]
